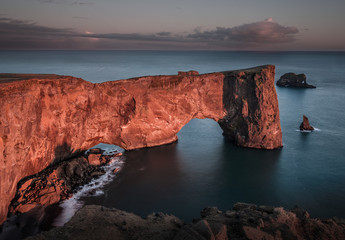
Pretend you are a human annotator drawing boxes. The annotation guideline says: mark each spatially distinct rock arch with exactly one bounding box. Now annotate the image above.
[0,65,282,223]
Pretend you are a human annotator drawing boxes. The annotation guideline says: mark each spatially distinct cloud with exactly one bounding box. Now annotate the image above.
[0,17,74,36]
[0,17,75,37]
[187,18,299,45]
[0,17,299,50]
[0,17,80,49]
[78,18,298,46]
[37,0,93,5]
[156,32,172,37]
[72,16,88,20]
[78,32,188,43]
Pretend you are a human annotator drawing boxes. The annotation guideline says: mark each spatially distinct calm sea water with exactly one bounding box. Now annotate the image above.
[1,51,345,222]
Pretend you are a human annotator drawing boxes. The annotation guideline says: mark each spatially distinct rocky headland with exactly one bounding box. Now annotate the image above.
[26,203,345,240]
[0,65,282,223]
[276,73,316,88]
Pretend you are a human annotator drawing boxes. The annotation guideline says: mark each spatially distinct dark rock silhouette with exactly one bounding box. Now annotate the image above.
[300,115,314,131]
[27,203,345,240]
[277,73,316,88]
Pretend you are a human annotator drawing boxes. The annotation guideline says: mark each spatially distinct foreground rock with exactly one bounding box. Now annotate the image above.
[300,115,314,131]
[7,149,119,217]
[27,203,345,240]
[0,66,282,223]
[276,73,316,88]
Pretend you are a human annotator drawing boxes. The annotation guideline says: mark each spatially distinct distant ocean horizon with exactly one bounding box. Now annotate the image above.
[1,50,345,222]
[1,50,345,82]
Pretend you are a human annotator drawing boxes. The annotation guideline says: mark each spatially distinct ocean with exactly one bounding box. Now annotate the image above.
[1,50,345,223]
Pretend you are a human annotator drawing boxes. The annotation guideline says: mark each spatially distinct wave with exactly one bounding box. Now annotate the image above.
[52,145,125,227]
[295,127,320,133]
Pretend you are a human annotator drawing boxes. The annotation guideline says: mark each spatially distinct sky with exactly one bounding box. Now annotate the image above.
[1,0,345,50]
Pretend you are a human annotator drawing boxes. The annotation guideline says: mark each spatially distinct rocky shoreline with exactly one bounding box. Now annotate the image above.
[25,203,345,240]
[7,148,122,218]
[4,148,345,239]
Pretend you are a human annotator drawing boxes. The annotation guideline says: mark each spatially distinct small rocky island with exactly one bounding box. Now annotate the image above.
[276,73,316,88]
[300,115,314,131]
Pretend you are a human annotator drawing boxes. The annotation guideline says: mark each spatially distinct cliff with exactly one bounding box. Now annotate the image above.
[26,203,345,240]
[0,65,282,223]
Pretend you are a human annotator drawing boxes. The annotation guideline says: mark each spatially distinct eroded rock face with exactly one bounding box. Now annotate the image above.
[0,65,282,223]
[27,203,345,240]
[276,72,316,88]
[218,67,282,149]
[7,149,116,217]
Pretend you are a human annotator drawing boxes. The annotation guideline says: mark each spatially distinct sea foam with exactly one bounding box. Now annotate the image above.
[296,127,320,133]
[53,144,124,226]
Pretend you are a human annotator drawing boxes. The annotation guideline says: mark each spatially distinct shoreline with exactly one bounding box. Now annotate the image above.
[25,203,345,240]
[1,143,345,239]
[0,146,124,240]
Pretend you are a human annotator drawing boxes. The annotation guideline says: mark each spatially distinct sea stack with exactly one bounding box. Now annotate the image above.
[276,73,316,88]
[300,115,314,131]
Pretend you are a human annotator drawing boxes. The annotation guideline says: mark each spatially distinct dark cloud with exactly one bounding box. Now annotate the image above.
[188,18,299,45]
[80,19,298,45]
[80,32,188,43]
[72,16,88,20]
[37,0,93,5]
[156,32,172,37]
[0,17,80,49]
[0,17,74,36]
[0,17,299,50]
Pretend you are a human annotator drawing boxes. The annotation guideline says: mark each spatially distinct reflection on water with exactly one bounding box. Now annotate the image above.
[216,139,282,205]
[81,112,345,221]
[81,119,282,221]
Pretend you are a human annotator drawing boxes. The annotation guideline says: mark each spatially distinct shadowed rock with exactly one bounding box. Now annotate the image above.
[0,65,282,223]
[276,73,316,88]
[26,203,345,240]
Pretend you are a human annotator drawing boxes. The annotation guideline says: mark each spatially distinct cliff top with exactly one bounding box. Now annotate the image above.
[0,74,60,84]
[0,65,275,85]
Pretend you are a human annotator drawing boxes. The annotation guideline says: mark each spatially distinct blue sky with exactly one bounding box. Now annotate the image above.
[1,0,345,50]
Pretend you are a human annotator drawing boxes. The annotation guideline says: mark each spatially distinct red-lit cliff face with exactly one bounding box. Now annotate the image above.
[0,65,282,223]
